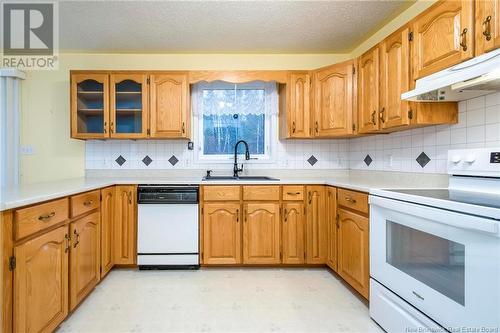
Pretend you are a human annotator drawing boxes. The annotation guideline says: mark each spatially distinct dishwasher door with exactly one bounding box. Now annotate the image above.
[137,203,199,268]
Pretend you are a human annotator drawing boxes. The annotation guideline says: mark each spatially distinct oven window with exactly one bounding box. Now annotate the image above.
[386,221,465,305]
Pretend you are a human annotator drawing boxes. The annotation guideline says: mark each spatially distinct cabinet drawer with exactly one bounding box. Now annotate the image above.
[337,188,368,214]
[70,190,100,217]
[203,186,240,201]
[14,198,69,240]
[243,186,280,201]
[282,186,304,201]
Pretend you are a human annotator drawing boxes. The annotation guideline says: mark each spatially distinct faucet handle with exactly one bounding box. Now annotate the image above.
[206,170,213,178]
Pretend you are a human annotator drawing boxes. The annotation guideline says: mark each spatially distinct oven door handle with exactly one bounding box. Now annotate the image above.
[370,195,499,235]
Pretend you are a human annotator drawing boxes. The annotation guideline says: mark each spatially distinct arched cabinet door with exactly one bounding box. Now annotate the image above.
[110,74,149,139]
[357,46,380,134]
[71,73,109,139]
[475,0,500,56]
[305,186,327,264]
[149,73,190,139]
[243,203,280,264]
[282,202,305,264]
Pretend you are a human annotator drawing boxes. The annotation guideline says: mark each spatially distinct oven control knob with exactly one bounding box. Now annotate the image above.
[451,155,461,164]
[465,154,476,163]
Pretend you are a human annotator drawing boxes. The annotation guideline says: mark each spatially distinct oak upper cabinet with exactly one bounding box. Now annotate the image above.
[243,203,281,264]
[313,60,356,137]
[358,46,380,134]
[69,212,101,310]
[202,203,241,264]
[71,73,109,139]
[337,208,369,299]
[411,0,474,80]
[110,74,149,139]
[114,185,137,265]
[100,187,114,278]
[326,187,338,271]
[475,0,500,55]
[379,26,411,129]
[149,73,190,138]
[305,186,327,264]
[13,225,69,333]
[282,202,305,264]
[280,73,311,138]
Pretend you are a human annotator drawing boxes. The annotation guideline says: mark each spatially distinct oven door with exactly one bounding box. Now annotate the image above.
[370,195,500,331]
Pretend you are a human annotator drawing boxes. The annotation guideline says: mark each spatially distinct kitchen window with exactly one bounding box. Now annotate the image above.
[192,81,277,162]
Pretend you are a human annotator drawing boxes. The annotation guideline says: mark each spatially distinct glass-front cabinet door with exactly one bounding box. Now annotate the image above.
[71,74,109,139]
[110,74,148,139]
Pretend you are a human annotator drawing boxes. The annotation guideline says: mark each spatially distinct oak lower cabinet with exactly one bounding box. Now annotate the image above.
[326,187,338,271]
[13,225,69,333]
[114,185,137,265]
[100,186,115,278]
[282,202,305,264]
[202,203,241,264]
[305,186,327,264]
[337,208,369,299]
[69,212,101,310]
[243,203,281,264]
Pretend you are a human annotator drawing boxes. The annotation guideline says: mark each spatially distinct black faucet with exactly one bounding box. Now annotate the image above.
[233,140,250,178]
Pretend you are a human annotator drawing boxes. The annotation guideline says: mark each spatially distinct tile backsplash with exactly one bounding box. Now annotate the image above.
[86,93,500,174]
[349,93,500,174]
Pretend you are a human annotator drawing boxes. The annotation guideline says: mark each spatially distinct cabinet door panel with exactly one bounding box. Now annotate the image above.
[203,203,241,264]
[282,202,304,264]
[326,187,337,271]
[305,186,327,264]
[70,212,100,310]
[476,0,500,55]
[380,27,410,129]
[150,74,189,138]
[243,203,280,264]
[358,46,380,133]
[114,186,136,265]
[14,226,69,333]
[338,208,369,299]
[313,60,355,137]
[411,0,474,80]
[289,73,311,138]
[101,187,114,278]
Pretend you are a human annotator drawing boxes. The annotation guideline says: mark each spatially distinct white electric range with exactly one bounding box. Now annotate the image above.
[369,148,500,333]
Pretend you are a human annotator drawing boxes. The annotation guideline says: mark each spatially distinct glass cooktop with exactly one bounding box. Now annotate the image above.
[386,189,500,209]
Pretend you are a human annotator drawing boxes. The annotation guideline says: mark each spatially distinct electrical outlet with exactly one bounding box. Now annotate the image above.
[20,145,35,155]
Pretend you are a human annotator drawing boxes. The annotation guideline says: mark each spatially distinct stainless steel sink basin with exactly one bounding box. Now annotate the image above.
[202,176,279,181]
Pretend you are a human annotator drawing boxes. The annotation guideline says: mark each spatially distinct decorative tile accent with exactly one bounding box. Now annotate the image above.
[115,155,126,166]
[363,154,372,166]
[168,155,179,166]
[142,155,153,166]
[307,155,318,166]
[416,152,431,168]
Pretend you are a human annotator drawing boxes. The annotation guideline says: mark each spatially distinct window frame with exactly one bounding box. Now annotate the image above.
[193,81,277,164]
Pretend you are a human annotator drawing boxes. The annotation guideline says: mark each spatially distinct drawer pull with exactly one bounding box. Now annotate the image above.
[83,200,94,207]
[345,197,357,204]
[286,192,301,195]
[38,211,56,221]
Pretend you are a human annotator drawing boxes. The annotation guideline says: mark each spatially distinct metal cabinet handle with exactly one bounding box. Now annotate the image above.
[110,122,115,133]
[345,196,357,204]
[379,107,385,123]
[38,211,55,221]
[65,234,71,253]
[284,209,288,222]
[483,16,492,41]
[244,210,247,222]
[128,191,132,204]
[292,121,296,133]
[371,110,377,125]
[315,121,319,133]
[83,200,93,207]
[286,192,301,195]
[73,229,80,248]
[308,191,312,204]
[236,209,239,223]
[182,122,185,134]
[104,121,107,134]
[459,28,468,51]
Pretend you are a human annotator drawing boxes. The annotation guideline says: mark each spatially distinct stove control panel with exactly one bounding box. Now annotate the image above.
[448,148,500,176]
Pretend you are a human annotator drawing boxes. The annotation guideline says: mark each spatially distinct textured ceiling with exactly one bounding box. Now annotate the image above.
[59,0,414,53]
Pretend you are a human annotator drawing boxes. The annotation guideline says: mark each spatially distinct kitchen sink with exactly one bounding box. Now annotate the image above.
[202,176,279,181]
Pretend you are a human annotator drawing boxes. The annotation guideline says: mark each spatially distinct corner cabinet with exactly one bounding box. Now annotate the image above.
[313,60,357,137]
[475,0,500,56]
[410,0,474,80]
[114,185,137,265]
[326,187,337,271]
[100,187,115,278]
[149,73,190,139]
[279,72,311,138]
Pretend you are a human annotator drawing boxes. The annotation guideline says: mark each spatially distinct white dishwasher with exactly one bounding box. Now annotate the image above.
[137,185,199,269]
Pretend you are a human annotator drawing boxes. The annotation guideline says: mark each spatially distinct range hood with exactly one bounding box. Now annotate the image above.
[402,48,500,102]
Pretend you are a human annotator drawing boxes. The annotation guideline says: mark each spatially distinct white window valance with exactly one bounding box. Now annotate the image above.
[192,80,278,116]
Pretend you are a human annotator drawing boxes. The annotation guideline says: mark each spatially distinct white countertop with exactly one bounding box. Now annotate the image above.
[0,171,449,211]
